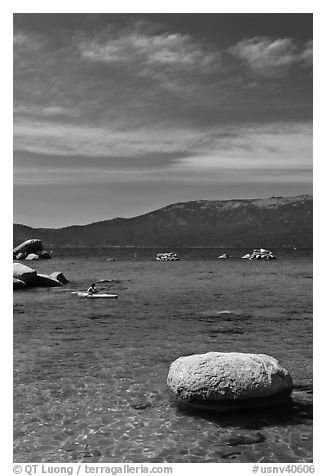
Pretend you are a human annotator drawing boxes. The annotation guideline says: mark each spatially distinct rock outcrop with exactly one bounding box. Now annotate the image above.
[156,252,180,261]
[13,263,37,284]
[13,263,68,289]
[31,274,61,287]
[167,352,293,412]
[13,239,52,260]
[242,249,276,260]
[13,239,42,258]
[49,272,69,284]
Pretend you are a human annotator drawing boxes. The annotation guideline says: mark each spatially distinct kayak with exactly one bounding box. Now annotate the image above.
[74,292,118,299]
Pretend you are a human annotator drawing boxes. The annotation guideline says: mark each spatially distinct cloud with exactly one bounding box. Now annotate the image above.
[13,118,205,158]
[165,122,313,180]
[13,32,38,48]
[13,25,227,130]
[229,37,313,77]
[301,39,313,66]
[13,21,312,185]
[13,21,312,140]
[80,32,196,66]
[77,21,219,69]
[75,20,225,102]
[13,104,77,119]
[14,120,312,187]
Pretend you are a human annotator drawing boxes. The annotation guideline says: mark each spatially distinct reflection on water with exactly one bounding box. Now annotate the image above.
[13,250,312,462]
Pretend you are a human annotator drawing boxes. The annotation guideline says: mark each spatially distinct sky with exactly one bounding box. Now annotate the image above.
[13,13,313,228]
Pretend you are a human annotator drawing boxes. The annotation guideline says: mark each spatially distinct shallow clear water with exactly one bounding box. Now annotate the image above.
[13,249,313,463]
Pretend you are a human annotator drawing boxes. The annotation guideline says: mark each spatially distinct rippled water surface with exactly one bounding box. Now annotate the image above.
[13,248,313,463]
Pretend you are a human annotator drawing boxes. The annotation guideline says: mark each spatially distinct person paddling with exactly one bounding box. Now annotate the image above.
[87,283,98,295]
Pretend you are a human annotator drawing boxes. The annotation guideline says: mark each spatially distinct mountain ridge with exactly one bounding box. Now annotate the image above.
[13,195,313,248]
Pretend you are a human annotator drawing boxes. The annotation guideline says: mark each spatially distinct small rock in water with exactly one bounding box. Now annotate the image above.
[91,449,101,457]
[62,442,82,452]
[227,432,265,446]
[131,401,152,410]
[82,451,92,458]
[83,448,101,457]
[220,451,241,460]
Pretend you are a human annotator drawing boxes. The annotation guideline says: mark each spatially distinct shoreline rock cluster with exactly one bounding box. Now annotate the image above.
[13,239,52,261]
[167,351,293,412]
[156,252,180,261]
[241,248,276,260]
[13,263,69,290]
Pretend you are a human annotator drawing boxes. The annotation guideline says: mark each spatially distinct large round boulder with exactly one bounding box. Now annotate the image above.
[13,239,43,258]
[13,263,37,284]
[167,352,293,412]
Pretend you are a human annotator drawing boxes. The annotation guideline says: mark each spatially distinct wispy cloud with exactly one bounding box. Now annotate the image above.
[13,104,78,120]
[13,119,205,157]
[80,32,199,66]
[13,31,39,48]
[228,37,313,77]
[14,120,312,188]
[77,20,220,68]
[178,122,312,171]
[76,22,226,103]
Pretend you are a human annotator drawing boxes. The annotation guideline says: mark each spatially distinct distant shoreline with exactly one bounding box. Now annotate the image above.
[36,245,313,250]
[13,195,312,249]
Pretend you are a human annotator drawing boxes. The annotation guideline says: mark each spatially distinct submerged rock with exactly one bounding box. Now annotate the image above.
[38,251,52,259]
[226,431,265,446]
[131,401,152,410]
[49,271,69,284]
[167,352,293,412]
[13,277,27,289]
[220,451,241,460]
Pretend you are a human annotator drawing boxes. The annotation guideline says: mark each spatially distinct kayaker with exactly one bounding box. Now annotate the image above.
[87,283,98,295]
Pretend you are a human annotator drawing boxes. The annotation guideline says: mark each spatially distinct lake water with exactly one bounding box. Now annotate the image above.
[13,248,313,463]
